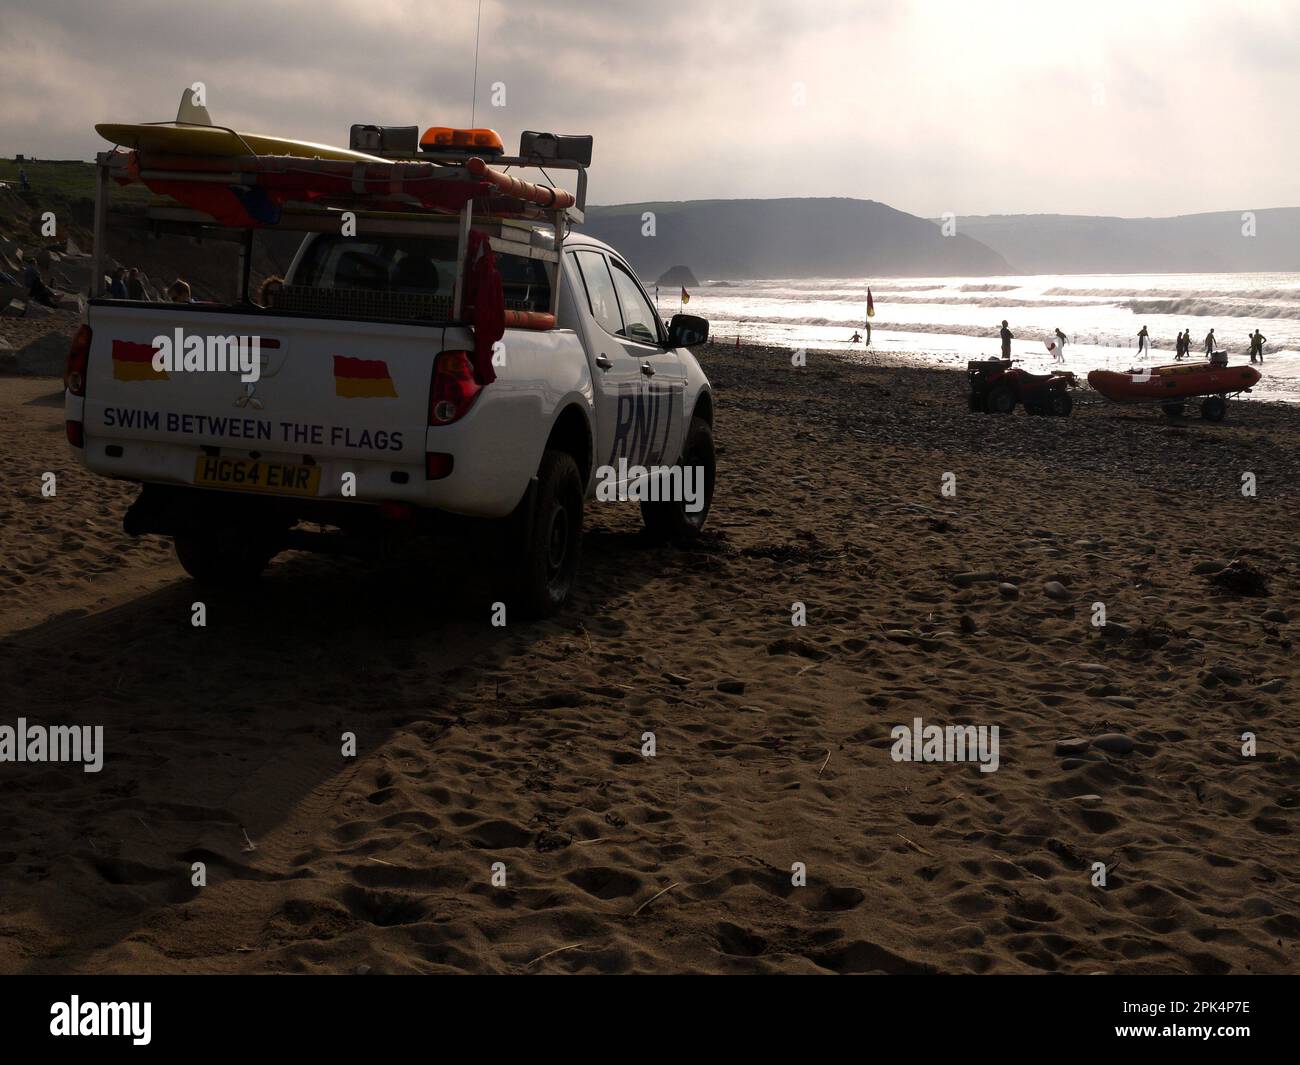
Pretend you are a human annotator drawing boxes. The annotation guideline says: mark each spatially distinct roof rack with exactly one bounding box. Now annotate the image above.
[89,140,587,319]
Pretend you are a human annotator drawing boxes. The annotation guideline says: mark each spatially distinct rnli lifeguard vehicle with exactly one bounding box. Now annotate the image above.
[66,93,715,615]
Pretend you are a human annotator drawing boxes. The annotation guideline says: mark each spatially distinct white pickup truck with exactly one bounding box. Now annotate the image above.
[64,133,715,615]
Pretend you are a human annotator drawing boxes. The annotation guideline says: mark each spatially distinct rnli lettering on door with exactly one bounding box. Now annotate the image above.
[609,382,675,466]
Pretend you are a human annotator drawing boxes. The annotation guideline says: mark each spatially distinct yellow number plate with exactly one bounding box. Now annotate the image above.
[193,455,320,497]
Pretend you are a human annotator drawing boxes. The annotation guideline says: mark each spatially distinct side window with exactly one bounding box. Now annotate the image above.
[499,253,551,313]
[573,250,624,336]
[608,259,661,345]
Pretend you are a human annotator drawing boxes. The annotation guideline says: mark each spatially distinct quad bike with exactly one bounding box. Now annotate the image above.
[968,359,1076,416]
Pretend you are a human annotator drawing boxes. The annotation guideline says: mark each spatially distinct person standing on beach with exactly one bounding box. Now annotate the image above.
[1249,329,1267,364]
[1000,320,1013,360]
[1053,327,1067,361]
[1204,328,1216,357]
[1135,325,1150,358]
[1176,329,1189,360]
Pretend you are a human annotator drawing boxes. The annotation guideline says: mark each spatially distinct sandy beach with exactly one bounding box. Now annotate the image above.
[0,341,1296,974]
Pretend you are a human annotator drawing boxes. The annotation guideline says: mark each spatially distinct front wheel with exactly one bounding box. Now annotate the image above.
[512,449,584,618]
[641,416,716,541]
[1200,395,1226,422]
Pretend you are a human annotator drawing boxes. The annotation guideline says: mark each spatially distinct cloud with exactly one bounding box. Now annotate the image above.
[0,0,1294,217]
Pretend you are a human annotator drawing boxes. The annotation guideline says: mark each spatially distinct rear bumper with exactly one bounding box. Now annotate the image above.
[72,429,530,520]
[122,481,487,542]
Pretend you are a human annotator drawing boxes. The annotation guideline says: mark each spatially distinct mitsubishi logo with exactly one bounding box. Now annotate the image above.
[234,382,264,410]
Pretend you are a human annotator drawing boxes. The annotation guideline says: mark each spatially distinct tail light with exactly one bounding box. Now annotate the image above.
[428,350,481,425]
[65,324,92,396]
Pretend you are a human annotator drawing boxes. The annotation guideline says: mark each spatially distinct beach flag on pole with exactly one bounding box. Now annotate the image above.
[680,286,690,304]
[866,287,875,319]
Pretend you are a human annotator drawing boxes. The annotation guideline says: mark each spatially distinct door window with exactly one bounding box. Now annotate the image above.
[608,259,661,345]
[572,250,625,336]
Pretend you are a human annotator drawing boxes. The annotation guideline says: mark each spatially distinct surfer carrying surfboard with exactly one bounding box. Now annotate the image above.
[1135,325,1150,358]
[1053,328,1067,361]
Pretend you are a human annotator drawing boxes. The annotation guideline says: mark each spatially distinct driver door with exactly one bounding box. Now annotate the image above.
[605,254,686,467]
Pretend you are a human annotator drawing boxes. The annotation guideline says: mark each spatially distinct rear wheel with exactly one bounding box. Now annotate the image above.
[986,383,1015,414]
[641,416,716,541]
[1200,396,1227,422]
[174,527,281,585]
[512,449,583,617]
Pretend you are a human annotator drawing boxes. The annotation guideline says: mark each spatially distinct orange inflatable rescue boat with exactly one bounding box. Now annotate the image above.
[1087,361,1261,421]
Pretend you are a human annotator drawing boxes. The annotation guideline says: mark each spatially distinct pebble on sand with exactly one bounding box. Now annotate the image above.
[1043,581,1070,600]
[951,570,1000,587]
[1092,733,1136,755]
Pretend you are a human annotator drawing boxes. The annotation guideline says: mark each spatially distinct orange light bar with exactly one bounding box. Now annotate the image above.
[419,127,504,155]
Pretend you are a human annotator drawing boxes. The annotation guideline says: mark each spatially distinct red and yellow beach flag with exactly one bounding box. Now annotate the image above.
[333,355,397,398]
[680,286,690,304]
[111,339,168,382]
[866,287,875,319]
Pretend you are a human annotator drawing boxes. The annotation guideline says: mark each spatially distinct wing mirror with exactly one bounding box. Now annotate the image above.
[667,313,708,348]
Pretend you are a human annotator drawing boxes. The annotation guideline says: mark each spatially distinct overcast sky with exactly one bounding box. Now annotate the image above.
[2,0,1295,218]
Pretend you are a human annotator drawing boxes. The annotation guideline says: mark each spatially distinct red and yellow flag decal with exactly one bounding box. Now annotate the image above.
[111,339,168,382]
[333,355,397,398]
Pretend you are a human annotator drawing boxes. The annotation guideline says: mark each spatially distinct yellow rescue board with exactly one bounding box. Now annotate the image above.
[96,123,386,162]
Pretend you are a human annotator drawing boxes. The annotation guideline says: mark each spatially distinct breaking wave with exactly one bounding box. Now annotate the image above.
[1047,286,1300,301]
[1126,298,1300,318]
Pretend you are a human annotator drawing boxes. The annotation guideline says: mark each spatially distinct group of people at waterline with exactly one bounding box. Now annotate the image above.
[997,320,1266,366]
[1135,325,1267,364]
[846,317,1267,367]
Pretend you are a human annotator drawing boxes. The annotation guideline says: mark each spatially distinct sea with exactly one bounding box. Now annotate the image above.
[673,272,1300,403]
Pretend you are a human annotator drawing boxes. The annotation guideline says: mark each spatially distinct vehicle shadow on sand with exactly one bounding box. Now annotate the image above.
[0,514,677,973]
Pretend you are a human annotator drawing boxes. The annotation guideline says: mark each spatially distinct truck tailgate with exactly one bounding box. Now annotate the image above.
[78,303,439,496]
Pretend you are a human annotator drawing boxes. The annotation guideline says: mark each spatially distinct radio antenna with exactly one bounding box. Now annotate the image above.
[470,0,483,127]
